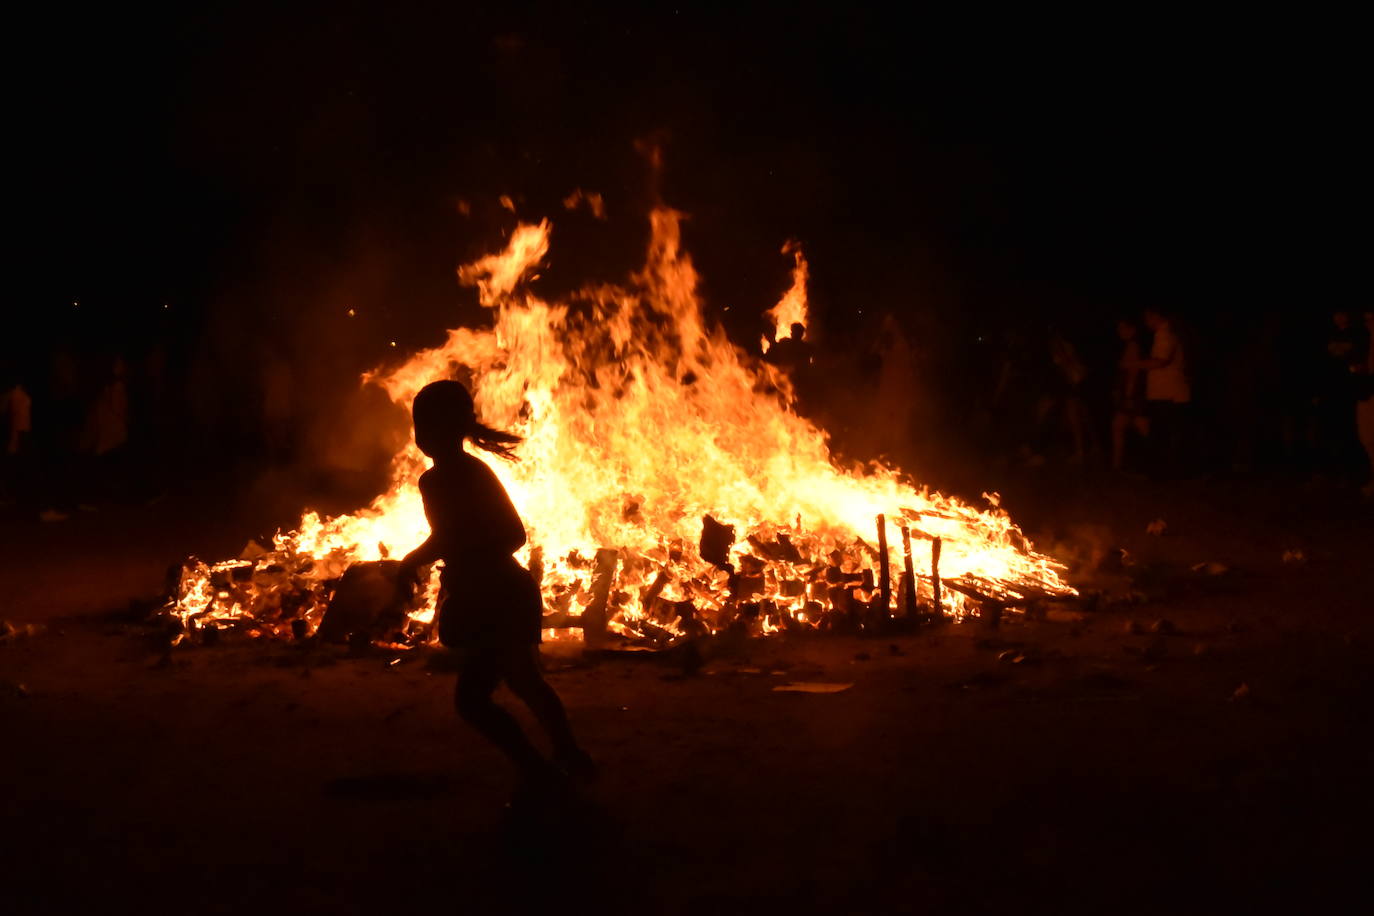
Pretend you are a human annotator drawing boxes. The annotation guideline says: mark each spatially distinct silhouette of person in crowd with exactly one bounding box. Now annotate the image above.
[398,380,594,790]
[764,321,815,413]
[1,363,33,509]
[766,322,811,373]
[80,354,130,507]
[1111,318,1148,471]
[1037,325,1092,465]
[1135,308,1192,477]
[1314,310,1365,482]
[1357,311,1374,497]
[38,338,83,521]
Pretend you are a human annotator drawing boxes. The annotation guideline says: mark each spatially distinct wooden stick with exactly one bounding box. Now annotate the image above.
[641,570,670,615]
[582,548,619,646]
[875,514,891,623]
[931,537,943,620]
[900,525,917,616]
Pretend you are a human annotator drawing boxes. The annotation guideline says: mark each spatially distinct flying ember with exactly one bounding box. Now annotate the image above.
[170,206,1074,646]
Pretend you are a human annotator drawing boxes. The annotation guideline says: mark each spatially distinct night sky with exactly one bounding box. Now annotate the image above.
[16,4,1359,361]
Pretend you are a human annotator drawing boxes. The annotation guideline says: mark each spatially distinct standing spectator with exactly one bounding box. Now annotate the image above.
[1357,311,1374,498]
[1036,326,1092,465]
[80,354,130,506]
[2,365,33,508]
[1313,311,1364,482]
[765,321,813,374]
[38,339,83,522]
[1111,318,1148,471]
[1136,308,1192,476]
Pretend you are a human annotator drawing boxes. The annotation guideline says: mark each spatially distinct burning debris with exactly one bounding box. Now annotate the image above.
[167,207,1074,648]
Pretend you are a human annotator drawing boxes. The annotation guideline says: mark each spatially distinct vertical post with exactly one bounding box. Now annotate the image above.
[875,514,891,625]
[931,537,943,620]
[582,548,619,646]
[900,525,917,616]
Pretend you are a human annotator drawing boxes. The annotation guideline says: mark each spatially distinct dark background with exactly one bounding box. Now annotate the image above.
[9,2,1363,477]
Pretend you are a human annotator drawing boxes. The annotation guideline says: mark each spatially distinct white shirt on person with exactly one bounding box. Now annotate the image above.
[1146,323,1190,403]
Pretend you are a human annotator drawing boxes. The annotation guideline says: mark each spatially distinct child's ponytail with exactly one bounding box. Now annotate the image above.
[467,422,522,461]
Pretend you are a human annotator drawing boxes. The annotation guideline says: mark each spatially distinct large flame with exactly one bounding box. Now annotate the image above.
[173,207,1072,643]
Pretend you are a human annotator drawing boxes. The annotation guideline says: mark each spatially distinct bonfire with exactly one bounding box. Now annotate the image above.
[169,205,1074,647]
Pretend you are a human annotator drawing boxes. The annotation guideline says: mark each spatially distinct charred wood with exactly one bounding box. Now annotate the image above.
[700,515,736,570]
[931,537,944,621]
[944,578,1009,629]
[900,525,919,617]
[580,548,620,646]
[641,571,671,613]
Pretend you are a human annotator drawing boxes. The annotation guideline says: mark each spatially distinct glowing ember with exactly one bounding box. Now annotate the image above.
[171,205,1073,644]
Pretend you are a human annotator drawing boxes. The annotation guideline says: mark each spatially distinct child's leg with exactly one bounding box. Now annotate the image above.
[502,646,582,760]
[455,652,547,776]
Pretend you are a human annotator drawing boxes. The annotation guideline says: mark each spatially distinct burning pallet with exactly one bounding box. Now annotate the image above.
[167,509,1072,650]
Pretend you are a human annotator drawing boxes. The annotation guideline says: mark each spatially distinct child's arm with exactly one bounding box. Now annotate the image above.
[397,475,446,589]
[399,534,442,572]
[396,534,440,601]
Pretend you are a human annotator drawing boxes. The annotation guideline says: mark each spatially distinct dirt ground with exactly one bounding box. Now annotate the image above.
[3,467,1372,915]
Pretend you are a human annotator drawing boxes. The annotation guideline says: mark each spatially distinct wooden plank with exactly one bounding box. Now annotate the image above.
[875,514,891,624]
[931,537,944,620]
[900,525,918,616]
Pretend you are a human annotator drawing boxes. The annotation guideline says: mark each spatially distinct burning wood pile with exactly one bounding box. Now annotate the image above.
[167,207,1074,648]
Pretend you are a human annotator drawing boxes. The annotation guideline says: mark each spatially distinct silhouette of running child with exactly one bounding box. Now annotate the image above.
[398,380,594,788]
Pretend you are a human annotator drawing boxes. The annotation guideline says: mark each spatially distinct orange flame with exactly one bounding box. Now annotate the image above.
[761,240,809,353]
[173,207,1072,642]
